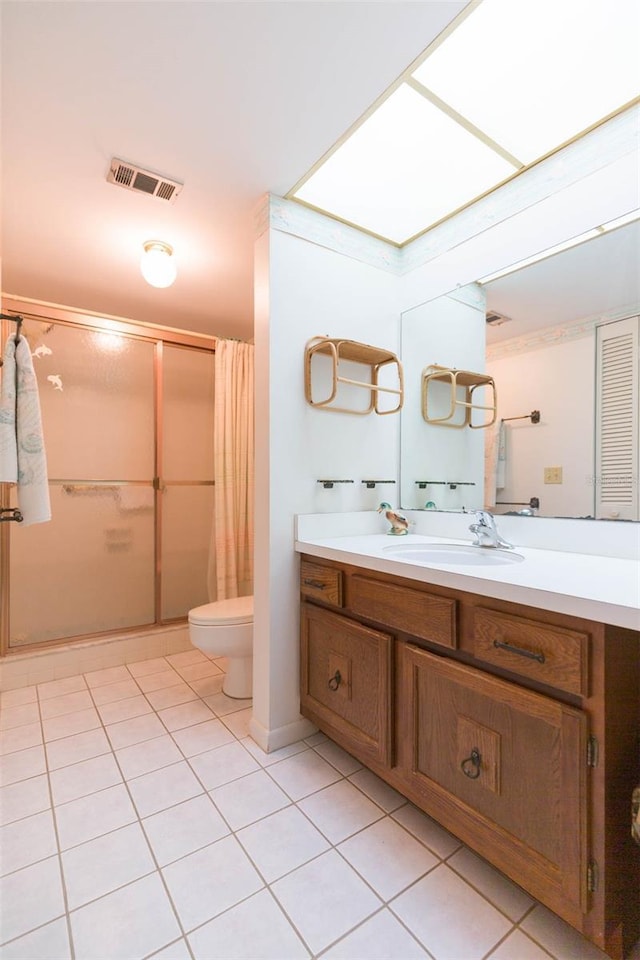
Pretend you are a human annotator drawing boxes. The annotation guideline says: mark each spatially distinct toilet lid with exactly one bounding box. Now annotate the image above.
[188,595,253,626]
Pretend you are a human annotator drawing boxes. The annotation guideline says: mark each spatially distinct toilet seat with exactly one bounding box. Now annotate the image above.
[188,595,253,626]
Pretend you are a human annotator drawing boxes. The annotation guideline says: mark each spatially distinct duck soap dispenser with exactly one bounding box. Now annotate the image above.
[377,502,409,536]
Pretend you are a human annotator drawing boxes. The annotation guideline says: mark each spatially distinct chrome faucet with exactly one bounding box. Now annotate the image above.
[469,510,513,550]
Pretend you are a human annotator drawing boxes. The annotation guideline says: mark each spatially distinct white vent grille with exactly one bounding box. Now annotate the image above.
[486,311,511,326]
[595,316,639,519]
[107,159,183,203]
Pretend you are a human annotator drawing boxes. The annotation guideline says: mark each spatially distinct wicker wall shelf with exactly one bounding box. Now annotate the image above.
[422,364,497,429]
[305,336,404,415]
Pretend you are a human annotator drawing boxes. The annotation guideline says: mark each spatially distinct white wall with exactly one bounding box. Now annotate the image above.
[487,333,595,518]
[252,225,402,750]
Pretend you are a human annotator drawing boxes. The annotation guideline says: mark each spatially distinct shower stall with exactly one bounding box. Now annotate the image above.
[0,300,215,654]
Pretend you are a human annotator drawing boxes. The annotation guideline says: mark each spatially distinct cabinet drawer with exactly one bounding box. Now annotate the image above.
[350,575,456,649]
[473,608,589,697]
[300,560,342,606]
[300,603,393,767]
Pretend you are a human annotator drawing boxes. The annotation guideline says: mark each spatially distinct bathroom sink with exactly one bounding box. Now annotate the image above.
[383,542,525,566]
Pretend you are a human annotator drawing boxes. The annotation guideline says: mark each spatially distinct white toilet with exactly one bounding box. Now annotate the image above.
[188,595,253,699]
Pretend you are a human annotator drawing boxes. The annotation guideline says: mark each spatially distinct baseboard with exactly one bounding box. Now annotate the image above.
[249,713,317,753]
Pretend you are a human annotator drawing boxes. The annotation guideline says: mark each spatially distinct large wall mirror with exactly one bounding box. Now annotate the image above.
[400,219,640,520]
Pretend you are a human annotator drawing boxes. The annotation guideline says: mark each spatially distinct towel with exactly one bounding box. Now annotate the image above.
[0,334,51,525]
[484,420,506,508]
[496,420,506,490]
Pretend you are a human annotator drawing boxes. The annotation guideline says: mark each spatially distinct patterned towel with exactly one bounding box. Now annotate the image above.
[0,334,51,525]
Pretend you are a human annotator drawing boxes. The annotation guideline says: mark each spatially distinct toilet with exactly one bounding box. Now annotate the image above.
[188,595,253,699]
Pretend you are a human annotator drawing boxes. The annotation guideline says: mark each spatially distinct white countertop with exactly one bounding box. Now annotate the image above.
[295,533,640,630]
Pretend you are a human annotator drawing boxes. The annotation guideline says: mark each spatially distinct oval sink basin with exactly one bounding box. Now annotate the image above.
[383,543,525,566]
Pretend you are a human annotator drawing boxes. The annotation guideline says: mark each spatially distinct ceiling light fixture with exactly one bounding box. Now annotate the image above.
[140,240,177,288]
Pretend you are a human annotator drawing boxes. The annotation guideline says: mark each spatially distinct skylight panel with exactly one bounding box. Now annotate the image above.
[293,84,515,244]
[412,0,640,164]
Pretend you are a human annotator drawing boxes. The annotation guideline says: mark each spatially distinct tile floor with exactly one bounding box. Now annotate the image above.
[0,648,637,960]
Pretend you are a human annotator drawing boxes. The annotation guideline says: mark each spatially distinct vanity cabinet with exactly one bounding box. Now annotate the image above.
[299,555,640,959]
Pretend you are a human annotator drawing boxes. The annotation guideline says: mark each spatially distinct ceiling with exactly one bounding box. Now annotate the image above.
[0,0,466,341]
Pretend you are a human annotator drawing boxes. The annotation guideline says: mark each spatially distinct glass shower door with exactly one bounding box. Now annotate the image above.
[8,321,156,646]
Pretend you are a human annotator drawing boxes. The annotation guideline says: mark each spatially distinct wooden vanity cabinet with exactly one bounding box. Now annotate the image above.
[299,554,640,959]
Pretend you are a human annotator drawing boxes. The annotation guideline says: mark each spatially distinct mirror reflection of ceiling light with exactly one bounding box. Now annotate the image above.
[140,241,177,288]
[476,209,640,284]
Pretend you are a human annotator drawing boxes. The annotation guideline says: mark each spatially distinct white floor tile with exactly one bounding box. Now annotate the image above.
[0,916,71,960]
[348,768,407,813]
[105,712,166,750]
[338,816,439,900]
[391,803,461,859]
[136,670,182,694]
[0,687,37,709]
[298,780,384,844]
[189,741,260,790]
[488,928,557,960]
[158,699,215,732]
[268,749,342,801]
[210,769,290,830]
[91,678,141,706]
[127,657,170,678]
[305,732,328,747]
[42,707,101,743]
[84,665,132,688]
[55,783,137,850]
[147,939,192,960]
[322,908,430,959]
[0,856,65,944]
[39,690,94,719]
[97,694,152,726]
[271,849,382,956]
[220,706,253,740]
[175,660,224,683]
[142,794,229,866]
[203,691,252,717]
[313,739,362,776]
[188,675,225,698]
[170,718,235,758]
[61,822,155,909]
[449,846,534,922]
[49,753,122,806]
[0,809,57,876]
[166,650,207,668]
[45,727,111,771]
[232,736,309,768]
[128,760,203,818]
[162,834,264,932]
[236,806,330,883]
[116,734,183,780]
[146,684,199,711]
[521,904,612,959]
[37,675,87,701]
[0,722,42,757]
[0,702,40,731]
[188,887,310,960]
[390,863,512,960]
[0,745,46,786]
[0,774,50,827]
[69,872,182,960]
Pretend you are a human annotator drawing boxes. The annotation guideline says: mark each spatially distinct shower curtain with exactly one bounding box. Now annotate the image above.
[208,338,254,601]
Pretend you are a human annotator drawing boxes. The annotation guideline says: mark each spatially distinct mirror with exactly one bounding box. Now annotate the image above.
[400,219,640,519]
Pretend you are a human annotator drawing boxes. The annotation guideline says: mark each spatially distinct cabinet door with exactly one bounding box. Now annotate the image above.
[399,644,588,913]
[301,603,393,767]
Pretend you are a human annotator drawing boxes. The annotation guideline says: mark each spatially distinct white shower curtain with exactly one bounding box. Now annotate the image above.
[207,338,254,601]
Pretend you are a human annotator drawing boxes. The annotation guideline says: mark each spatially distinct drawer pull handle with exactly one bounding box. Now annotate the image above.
[328,670,342,692]
[493,639,545,664]
[461,748,481,779]
[303,578,326,590]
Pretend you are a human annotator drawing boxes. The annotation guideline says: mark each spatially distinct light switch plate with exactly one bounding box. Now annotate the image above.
[544,466,563,484]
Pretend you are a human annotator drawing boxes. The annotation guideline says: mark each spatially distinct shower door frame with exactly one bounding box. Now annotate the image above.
[0,296,216,656]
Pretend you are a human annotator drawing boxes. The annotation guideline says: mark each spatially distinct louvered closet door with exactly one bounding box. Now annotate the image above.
[595,316,639,520]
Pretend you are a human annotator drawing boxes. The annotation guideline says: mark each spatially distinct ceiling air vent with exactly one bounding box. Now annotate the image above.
[486,311,511,327]
[107,158,183,203]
